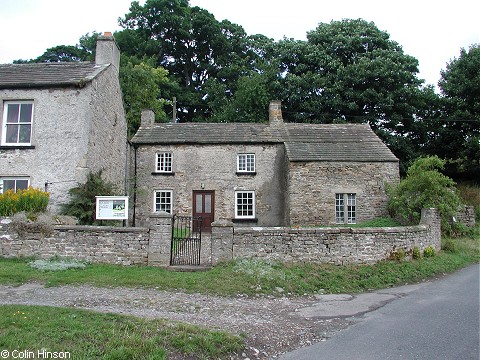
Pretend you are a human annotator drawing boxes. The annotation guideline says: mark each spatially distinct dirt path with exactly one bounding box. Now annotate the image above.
[0,282,423,359]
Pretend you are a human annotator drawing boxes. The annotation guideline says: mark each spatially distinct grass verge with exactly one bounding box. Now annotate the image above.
[0,305,243,359]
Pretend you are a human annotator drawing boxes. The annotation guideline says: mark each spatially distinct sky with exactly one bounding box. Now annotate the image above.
[1,0,478,89]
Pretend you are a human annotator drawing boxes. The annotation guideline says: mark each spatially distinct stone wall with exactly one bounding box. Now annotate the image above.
[212,208,441,265]
[0,218,149,266]
[288,161,400,226]
[455,205,476,227]
[1,209,441,267]
[133,143,288,227]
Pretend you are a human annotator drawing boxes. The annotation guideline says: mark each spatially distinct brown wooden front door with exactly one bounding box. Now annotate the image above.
[193,190,215,232]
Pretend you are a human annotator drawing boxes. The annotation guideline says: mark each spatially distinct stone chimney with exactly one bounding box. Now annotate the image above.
[140,109,155,128]
[269,100,283,125]
[95,32,120,74]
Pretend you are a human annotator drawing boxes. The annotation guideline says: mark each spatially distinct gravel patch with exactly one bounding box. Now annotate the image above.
[0,282,355,359]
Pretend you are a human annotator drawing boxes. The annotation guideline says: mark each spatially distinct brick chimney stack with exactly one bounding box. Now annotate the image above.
[95,31,120,74]
[269,100,283,125]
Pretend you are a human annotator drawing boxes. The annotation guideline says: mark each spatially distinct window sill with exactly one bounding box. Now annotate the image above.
[0,145,35,150]
[236,172,256,176]
[151,172,175,176]
[232,218,258,223]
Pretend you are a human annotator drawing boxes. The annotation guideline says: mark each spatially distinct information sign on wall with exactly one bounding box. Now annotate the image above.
[95,196,129,220]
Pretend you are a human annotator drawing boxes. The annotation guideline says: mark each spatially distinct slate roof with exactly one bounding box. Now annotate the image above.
[132,122,398,162]
[0,62,109,89]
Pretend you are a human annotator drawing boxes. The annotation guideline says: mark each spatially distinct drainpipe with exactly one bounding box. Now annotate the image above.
[132,145,138,227]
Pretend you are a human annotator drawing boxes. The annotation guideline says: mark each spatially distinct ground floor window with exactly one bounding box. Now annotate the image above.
[0,177,29,193]
[154,190,173,213]
[336,193,356,224]
[235,191,255,219]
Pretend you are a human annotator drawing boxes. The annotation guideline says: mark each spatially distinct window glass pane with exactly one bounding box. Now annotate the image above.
[204,194,211,213]
[196,194,203,213]
[18,124,31,143]
[6,124,19,143]
[6,104,19,123]
[3,180,16,192]
[155,191,172,213]
[19,104,33,123]
[16,180,29,191]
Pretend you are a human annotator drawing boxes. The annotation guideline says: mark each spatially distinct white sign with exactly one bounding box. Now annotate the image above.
[95,196,129,220]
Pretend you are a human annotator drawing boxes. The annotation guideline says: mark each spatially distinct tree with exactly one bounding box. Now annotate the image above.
[429,45,480,181]
[119,57,176,136]
[61,171,117,225]
[386,156,462,234]
[117,0,263,122]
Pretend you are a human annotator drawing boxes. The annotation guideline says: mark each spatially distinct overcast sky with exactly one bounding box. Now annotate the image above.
[1,0,478,89]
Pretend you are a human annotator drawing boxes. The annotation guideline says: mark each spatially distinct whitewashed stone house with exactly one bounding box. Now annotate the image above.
[0,33,127,211]
[131,101,399,229]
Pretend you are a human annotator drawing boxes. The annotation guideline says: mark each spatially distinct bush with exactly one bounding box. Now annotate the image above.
[0,187,49,216]
[61,171,117,225]
[412,246,422,259]
[423,245,436,258]
[388,248,406,262]
[387,156,462,235]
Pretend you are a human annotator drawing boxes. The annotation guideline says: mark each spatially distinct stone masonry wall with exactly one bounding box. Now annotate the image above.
[0,218,149,266]
[212,208,441,265]
[133,143,287,227]
[288,161,400,226]
[1,209,441,267]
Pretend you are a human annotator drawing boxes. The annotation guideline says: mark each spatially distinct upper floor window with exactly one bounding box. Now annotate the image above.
[0,177,29,193]
[2,101,34,146]
[155,152,173,173]
[336,193,356,224]
[237,153,255,173]
[235,190,255,219]
[154,190,173,213]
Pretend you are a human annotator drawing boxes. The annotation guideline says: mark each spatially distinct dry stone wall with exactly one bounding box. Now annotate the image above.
[1,209,441,267]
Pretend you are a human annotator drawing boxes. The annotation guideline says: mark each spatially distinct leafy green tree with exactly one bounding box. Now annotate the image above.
[120,57,175,136]
[61,171,117,225]
[386,156,462,234]
[429,45,480,181]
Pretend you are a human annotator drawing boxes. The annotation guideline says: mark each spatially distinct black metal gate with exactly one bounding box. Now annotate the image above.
[170,215,202,266]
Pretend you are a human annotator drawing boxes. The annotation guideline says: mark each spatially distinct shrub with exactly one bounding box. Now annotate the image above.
[389,248,406,262]
[386,156,462,235]
[423,245,436,258]
[61,171,117,225]
[0,187,49,216]
[412,246,422,259]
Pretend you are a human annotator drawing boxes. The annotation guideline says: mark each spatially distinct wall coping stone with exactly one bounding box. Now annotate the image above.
[54,225,149,233]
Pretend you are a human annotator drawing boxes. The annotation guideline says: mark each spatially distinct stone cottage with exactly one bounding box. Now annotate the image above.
[0,33,127,211]
[130,101,399,229]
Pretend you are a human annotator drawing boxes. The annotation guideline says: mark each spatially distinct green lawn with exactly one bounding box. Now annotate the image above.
[0,305,243,359]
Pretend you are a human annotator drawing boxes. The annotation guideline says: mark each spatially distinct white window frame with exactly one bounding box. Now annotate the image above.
[237,153,256,173]
[2,101,34,146]
[154,190,173,213]
[336,193,356,224]
[155,152,173,173]
[0,177,30,193]
[235,190,256,219]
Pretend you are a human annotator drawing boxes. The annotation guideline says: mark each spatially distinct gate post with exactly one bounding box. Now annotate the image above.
[211,219,234,265]
[148,212,173,267]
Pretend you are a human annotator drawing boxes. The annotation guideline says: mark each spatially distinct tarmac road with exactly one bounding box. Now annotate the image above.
[279,263,480,360]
